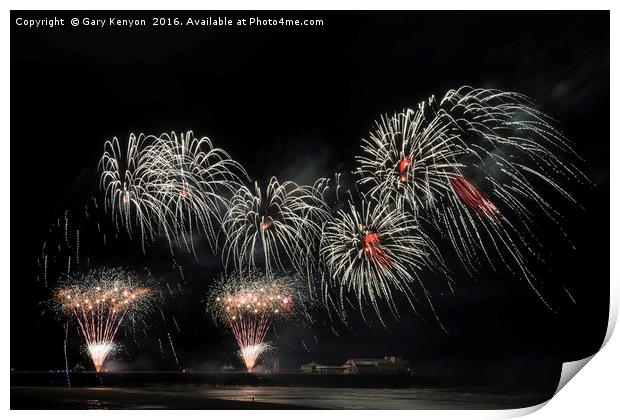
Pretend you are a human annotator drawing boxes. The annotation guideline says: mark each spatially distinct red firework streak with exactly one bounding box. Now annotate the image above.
[362,232,393,267]
[398,157,413,182]
[450,174,501,225]
[179,187,191,198]
[260,215,273,231]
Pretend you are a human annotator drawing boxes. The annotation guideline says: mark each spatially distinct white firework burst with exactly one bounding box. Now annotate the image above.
[319,197,446,320]
[356,86,586,307]
[222,177,329,276]
[99,131,247,253]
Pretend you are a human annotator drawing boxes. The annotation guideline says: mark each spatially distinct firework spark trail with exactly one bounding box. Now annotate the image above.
[172,315,181,333]
[313,173,347,209]
[99,131,248,254]
[222,177,329,277]
[64,212,68,244]
[52,268,155,372]
[208,271,301,371]
[75,229,80,267]
[64,322,70,387]
[319,197,447,323]
[355,86,587,306]
[168,332,180,368]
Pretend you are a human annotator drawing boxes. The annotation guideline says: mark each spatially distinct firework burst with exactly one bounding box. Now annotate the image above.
[208,271,302,371]
[99,131,247,253]
[52,267,156,372]
[222,177,329,276]
[319,197,446,320]
[356,86,586,305]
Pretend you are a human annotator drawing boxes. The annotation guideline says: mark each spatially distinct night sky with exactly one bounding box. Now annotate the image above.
[11,11,609,388]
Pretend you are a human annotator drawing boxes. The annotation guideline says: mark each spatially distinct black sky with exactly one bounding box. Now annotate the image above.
[10,10,609,388]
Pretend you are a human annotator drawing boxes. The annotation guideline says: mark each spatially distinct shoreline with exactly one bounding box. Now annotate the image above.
[11,385,554,410]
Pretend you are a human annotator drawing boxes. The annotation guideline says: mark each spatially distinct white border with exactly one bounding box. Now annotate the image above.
[3,1,616,419]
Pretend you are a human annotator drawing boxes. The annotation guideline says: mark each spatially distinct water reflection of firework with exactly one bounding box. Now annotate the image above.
[52,267,155,372]
[208,271,299,372]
